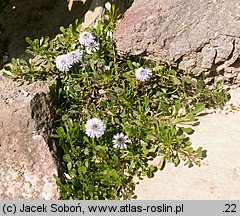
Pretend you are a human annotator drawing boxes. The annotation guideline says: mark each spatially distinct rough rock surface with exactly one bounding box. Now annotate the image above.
[0,72,59,199]
[82,0,106,29]
[82,0,125,29]
[114,0,240,85]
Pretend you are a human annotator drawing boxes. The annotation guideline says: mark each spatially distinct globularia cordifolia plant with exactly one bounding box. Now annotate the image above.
[3,3,229,199]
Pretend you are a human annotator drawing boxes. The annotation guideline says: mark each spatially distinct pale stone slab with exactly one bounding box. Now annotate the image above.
[135,111,240,199]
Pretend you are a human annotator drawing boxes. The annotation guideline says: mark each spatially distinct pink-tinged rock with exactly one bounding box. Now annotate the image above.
[114,0,240,85]
[0,74,59,200]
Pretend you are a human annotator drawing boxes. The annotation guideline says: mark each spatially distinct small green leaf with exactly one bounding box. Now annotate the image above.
[25,37,32,45]
[60,26,65,33]
[192,103,205,115]
[63,154,71,163]
[56,109,62,115]
[161,88,167,93]
[67,118,73,127]
[185,113,195,122]
[84,148,89,155]
[184,76,192,84]
[69,169,77,178]
[175,101,181,113]
[161,102,169,112]
[182,127,194,135]
[172,76,181,85]
[85,160,89,168]
[100,100,107,108]
[112,155,119,163]
[84,136,90,144]
[80,166,87,174]
[57,127,66,136]
[95,145,105,152]
[53,174,64,187]
[51,134,60,138]
[67,162,72,170]
[127,60,134,70]
[174,157,180,165]
[149,165,155,172]
[2,70,14,77]
[101,179,110,186]
[88,185,95,193]
[196,147,203,157]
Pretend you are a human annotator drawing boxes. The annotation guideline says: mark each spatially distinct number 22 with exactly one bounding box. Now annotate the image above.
[225,204,236,212]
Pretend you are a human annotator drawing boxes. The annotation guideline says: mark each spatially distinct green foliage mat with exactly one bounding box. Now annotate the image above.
[3,4,230,199]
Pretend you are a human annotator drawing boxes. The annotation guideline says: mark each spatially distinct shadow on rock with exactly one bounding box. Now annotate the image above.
[30,90,65,184]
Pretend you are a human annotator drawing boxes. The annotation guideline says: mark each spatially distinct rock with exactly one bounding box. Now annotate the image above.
[135,110,240,199]
[114,0,240,85]
[82,0,106,29]
[0,73,59,199]
[201,45,216,70]
[0,0,126,60]
[82,0,125,29]
[0,0,92,59]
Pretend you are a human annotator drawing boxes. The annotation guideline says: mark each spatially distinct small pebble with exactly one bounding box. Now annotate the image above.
[21,90,29,97]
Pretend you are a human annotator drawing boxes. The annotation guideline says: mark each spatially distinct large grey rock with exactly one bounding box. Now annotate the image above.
[114,0,240,85]
[0,73,59,199]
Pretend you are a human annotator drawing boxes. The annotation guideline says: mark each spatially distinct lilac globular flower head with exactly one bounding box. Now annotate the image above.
[113,133,130,149]
[67,49,83,64]
[55,54,72,72]
[135,67,152,82]
[85,118,106,139]
[79,31,99,53]
[79,31,95,46]
[86,40,99,53]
